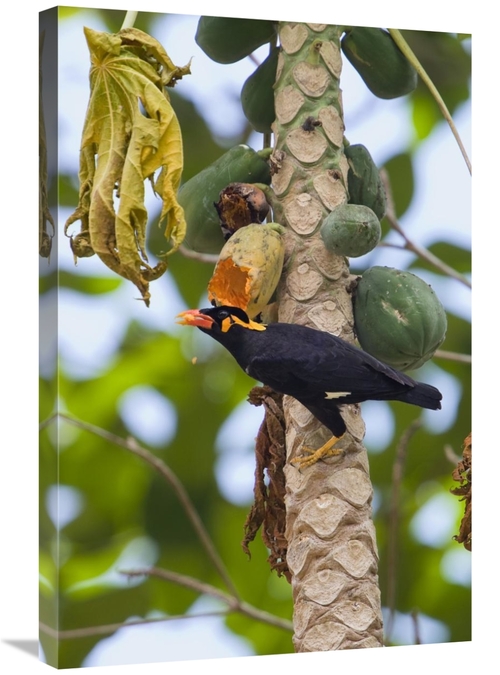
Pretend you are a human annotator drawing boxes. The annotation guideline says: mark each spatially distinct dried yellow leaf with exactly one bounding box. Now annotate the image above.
[64,27,190,306]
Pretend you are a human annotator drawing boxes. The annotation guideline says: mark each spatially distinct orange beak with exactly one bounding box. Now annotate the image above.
[176,309,215,330]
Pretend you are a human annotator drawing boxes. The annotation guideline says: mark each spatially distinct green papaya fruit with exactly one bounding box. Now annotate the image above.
[241,47,279,134]
[353,266,447,371]
[178,145,272,254]
[345,143,387,220]
[320,204,381,257]
[341,27,418,99]
[195,16,277,64]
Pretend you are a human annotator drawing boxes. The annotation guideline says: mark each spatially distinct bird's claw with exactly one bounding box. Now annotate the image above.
[290,435,344,470]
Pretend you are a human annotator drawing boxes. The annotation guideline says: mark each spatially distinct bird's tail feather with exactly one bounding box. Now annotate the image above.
[399,382,442,410]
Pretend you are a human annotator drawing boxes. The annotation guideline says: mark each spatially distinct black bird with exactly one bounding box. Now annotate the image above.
[177,305,442,468]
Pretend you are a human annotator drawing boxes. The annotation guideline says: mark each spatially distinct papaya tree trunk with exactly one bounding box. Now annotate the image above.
[272,22,384,651]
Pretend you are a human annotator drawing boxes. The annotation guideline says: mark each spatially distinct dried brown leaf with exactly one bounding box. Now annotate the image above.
[244,386,290,581]
[450,432,471,551]
[39,31,54,259]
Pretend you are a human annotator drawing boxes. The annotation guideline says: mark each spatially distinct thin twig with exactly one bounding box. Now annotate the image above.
[444,443,461,465]
[39,611,230,640]
[178,244,219,264]
[39,412,58,431]
[120,11,138,30]
[123,567,236,606]
[385,419,422,644]
[433,349,471,365]
[123,567,293,632]
[388,29,471,175]
[380,170,471,289]
[55,413,240,600]
[40,415,293,641]
[410,608,422,645]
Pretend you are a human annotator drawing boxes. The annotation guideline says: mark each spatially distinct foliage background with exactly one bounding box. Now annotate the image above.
[37,4,470,670]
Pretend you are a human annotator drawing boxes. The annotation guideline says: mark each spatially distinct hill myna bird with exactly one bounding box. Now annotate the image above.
[177,305,443,469]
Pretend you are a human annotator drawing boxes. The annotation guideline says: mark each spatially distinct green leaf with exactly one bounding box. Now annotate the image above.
[409,241,471,276]
[168,90,235,182]
[40,270,123,295]
[403,30,471,117]
[58,6,82,19]
[411,90,440,142]
[382,152,414,218]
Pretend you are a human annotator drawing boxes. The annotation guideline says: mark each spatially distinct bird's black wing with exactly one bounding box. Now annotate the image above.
[246,323,417,402]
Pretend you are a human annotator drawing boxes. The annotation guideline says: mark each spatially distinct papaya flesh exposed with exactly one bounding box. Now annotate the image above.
[208,223,285,319]
[178,145,272,254]
[353,266,447,371]
[241,47,279,134]
[341,27,417,99]
[320,203,381,258]
[345,143,387,220]
[195,16,277,64]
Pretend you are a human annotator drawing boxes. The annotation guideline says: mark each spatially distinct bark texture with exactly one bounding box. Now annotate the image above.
[271,22,384,651]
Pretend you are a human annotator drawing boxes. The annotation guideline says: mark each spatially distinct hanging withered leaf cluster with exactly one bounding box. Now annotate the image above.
[64,27,190,306]
[39,30,54,259]
[451,432,471,551]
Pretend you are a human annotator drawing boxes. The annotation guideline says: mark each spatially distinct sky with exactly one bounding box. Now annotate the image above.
[2,1,487,674]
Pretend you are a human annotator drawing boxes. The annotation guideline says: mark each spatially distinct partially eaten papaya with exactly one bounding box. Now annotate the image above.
[208,223,285,318]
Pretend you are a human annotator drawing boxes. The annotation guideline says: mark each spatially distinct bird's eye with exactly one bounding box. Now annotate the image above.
[218,310,229,319]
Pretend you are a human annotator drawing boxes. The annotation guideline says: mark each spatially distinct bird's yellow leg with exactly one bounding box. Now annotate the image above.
[291,434,344,470]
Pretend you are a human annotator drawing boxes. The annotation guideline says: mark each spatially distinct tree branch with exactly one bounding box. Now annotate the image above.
[411,608,422,645]
[388,29,471,175]
[55,413,240,600]
[434,349,471,365]
[380,169,471,289]
[123,567,294,632]
[39,610,230,640]
[178,244,219,264]
[41,414,293,642]
[120,11,138,30]
[274,23,384,651]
